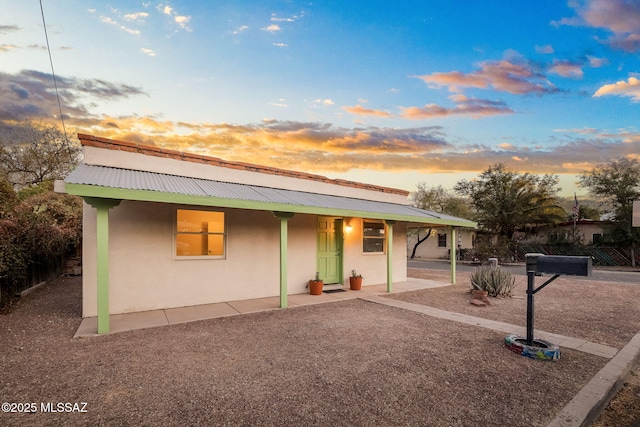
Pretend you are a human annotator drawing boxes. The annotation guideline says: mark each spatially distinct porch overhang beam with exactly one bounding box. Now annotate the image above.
[64,183,477,229]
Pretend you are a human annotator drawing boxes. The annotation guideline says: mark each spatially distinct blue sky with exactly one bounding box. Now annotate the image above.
[2,0,639,196]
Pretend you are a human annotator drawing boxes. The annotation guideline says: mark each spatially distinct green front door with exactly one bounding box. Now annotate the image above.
[317,217,343,284]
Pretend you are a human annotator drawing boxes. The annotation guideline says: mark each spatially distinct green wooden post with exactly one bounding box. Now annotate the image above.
[450,227,457,284]
[274,212,294,308]
[85,197,121,334]
[385,220,396,293]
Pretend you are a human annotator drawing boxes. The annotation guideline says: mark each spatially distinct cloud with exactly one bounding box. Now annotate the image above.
[0,25,19,34]
[157,3,192,31]
[273,43,288,48]
[342,105,392,118]
[174,15,191,30]
[587,55,609,67]
[141,48,156,57]
[400,95,513,119]
[231,25,249,34]
[535,44,554,54]
[558,0,640,52]
[0,44,18,53]
[160,5,173,16]
[314,99,334,106]
[549,59,584,78]
[124,12,149,21]
[413,58,557,95]
[262,24,281,33]
[0,70,147,134]
[2,70,638,179]
[593,76,640,101]
[268,98,288,108]
[99,15,140,35]
[270,11,304,23]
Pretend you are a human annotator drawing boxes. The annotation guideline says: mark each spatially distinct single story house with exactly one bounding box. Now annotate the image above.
[407,227,476,259]
[533,220,612,245]
[58,134,476,333]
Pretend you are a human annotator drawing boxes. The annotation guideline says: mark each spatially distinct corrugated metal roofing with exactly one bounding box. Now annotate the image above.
[64,164,475,225]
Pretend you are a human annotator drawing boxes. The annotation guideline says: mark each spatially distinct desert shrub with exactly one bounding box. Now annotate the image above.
[0,183,81,308]
[470,265,516,297]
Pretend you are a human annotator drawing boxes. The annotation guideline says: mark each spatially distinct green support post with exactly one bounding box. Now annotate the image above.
[274,212,294,308]
[85,197,121,334]
[385,220,396,293]
[450,227,457,284]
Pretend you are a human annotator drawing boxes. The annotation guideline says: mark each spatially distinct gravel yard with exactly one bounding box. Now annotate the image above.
[0,270,638,426]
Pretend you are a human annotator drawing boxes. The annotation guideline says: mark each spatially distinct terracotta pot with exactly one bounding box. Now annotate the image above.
[349,277,363,290]
[309,280,324,295]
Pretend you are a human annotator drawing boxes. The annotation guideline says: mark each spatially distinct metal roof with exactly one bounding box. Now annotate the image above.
[64,164,476,227]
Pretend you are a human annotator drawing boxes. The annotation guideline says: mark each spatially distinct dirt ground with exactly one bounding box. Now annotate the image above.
[403,268,640,427]
[0,270,638,426]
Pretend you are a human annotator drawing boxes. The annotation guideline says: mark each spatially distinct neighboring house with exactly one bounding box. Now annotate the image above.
[58,134,475,333]
[534,220,612,245]
[407,227,476,259]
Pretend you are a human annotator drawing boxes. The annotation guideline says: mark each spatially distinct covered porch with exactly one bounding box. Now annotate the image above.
[74,276,452,337]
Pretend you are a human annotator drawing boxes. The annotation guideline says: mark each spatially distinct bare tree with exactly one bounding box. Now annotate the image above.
[409,184,471,258]
[0,120,80,189]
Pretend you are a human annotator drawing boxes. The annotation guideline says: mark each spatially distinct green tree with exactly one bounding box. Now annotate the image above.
[454,163,565,239]
[0,120,80,189]
[578,158,640,266]
[568,204,601,221]
[410,183,471,218]
[408,184,471,258]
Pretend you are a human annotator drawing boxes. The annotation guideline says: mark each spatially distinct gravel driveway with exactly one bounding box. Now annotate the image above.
[0,271,638,426]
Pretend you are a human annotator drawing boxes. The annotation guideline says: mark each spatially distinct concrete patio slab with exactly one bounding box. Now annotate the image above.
[165,302,240,324]
[110,309,168,333]
[227,296,281,314]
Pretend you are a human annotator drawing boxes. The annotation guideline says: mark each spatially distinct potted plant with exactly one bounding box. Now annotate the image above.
[308,272,324,295]
[349,269,363,290]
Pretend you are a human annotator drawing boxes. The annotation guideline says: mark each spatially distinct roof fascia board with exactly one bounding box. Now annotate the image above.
[65,183,476,228]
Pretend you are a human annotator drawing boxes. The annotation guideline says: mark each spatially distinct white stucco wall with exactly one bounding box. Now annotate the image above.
[407,228,475,259]
[83,202,409,316]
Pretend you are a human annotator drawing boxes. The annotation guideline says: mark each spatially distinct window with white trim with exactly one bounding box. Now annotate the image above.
[363,220,385,253]
[176,209,226,258]
[437,233,447,248]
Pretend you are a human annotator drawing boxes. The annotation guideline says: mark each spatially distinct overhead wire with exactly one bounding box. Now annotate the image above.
[39,0,69,143]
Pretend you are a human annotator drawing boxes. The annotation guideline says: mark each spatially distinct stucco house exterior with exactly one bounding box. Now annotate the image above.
[58,134,475,333]
[407,227,476,259]
[533,220,612,245]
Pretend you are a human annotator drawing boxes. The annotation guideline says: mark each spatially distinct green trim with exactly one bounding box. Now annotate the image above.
[273,212,294,308]
[66,183,476,228]
[450,228,457,284]
[385,220,396,293]
[96,206,110,334]
[84,197,122,209]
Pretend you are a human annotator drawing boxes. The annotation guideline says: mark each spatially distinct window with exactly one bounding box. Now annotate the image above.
[363,220,385,253]
[437,233,447,248]
[176,209,225,258]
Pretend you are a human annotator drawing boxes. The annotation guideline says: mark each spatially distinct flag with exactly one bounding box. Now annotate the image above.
[572,193,580,220]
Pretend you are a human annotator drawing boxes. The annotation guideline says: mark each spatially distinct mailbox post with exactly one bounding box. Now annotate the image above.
[524,254,592,345]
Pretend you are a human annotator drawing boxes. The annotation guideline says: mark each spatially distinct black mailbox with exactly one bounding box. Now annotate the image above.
[525,254,592,277]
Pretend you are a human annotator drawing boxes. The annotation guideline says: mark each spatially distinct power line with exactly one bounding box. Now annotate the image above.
[39,0,69,143]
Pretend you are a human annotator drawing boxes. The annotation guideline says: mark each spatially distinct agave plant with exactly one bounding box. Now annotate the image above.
[470,265,516,297]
